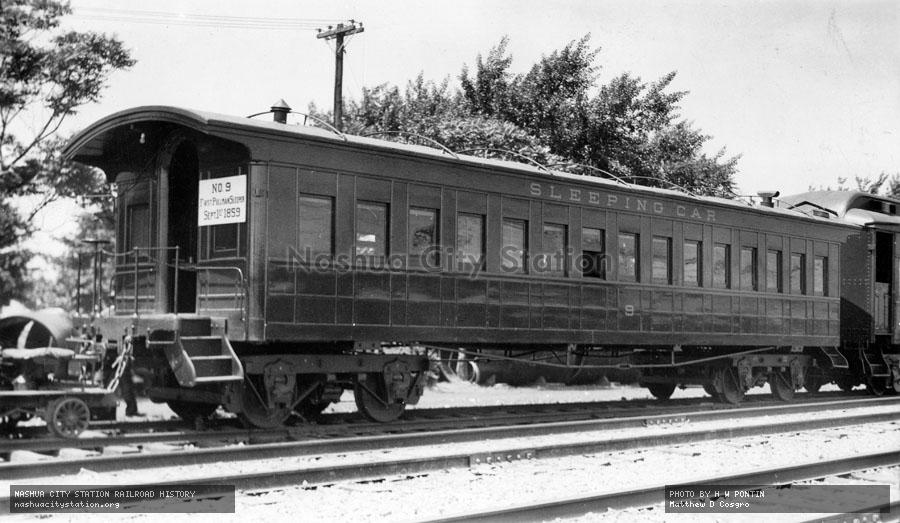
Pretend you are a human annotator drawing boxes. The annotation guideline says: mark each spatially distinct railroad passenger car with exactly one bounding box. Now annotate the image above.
[62,105,900,425]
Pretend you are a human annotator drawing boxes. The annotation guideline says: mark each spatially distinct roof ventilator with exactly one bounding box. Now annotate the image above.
[270,99,291,124]
[757,190,780,208]
[245,100,347,141]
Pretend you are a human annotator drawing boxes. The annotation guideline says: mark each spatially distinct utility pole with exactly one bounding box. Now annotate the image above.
[317,20,364,131]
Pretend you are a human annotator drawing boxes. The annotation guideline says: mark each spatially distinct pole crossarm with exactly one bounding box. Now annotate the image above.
[316,22,364,40]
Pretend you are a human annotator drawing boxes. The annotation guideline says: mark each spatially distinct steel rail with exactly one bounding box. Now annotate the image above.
[421,451,900,522]
[2,394,892,456]
[799,501,900,523]
[0,428,287,454]
[5,388,873,436]
[1,401,897,484]
[0,391,813,439]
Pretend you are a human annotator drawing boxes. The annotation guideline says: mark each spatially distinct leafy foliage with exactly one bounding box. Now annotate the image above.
[316,35,739,197]
[1,0,134,306]
[815,172,900,198]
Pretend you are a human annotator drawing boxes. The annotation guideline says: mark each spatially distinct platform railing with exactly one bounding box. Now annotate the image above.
[196,266,248,322]
[76,246,247,321]
[130,246,181,315]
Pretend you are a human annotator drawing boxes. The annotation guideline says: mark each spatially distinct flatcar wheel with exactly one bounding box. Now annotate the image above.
[702,383,720,400]
[167,401,217,423]
[715,368,745,405]
[354,374,405,423]
[47,397,90,438]
[647,383,676,400]
[770,371,795,401]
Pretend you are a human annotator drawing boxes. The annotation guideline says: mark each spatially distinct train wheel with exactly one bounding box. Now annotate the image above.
[866,377,887,397]
[770,371,795,401]
[702,383,720,400]
[167,401,217,424]
[835,377,856,392]
[47,397,90,438]
[297,401,331,420]
[354,373,405,423]
[890,366,900,394]
[803,374,825,393]
[456,357,481,384]
[647,383,676,400]
[239,377,292,429]
[714,368,745,405]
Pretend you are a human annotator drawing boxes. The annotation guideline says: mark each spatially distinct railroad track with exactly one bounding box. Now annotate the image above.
[2,397,897,486]
[422,451,900,522]
[1,391,886,457]
[5,389,874,440]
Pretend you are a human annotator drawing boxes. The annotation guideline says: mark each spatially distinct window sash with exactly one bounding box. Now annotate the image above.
[356,201,388,258]
[683,240,701,287]
[767,250,783,293]
[126,204,150,251]
[652,237,671,284]
[791,253,806,294]
[299,195,334,258]
[813,256,828,296]
[740,247,757,291]
[582,227,605,279]
[409,207,439,268]
[456,213,484,269]
[618,233,639,282]
[713,244,731,288]
[502,219,527,274]
[541,223,567,276]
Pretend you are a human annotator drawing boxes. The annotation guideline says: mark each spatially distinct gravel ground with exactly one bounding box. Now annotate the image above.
[590,466,900,523]
[230,420,900,522]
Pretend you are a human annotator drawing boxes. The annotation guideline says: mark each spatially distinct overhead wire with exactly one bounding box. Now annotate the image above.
[73,7,344,31]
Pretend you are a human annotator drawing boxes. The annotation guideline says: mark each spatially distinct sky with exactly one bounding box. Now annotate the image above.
[22,0,900,258]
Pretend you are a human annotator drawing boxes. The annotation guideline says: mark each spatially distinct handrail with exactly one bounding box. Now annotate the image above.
[246,109,347,141]
[621,176,703,199]
[361,131,459,158]
[457,148,552,174]
[547,162,630,186]
[785,200,838,216]
[196,265,248,324]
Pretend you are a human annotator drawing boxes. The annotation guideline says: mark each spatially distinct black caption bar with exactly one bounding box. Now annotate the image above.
[9,485,235,513]
[665,484,891,514]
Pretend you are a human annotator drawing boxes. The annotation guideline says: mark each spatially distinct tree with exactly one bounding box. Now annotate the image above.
[28,195,115,311]
[1,0,134,305]
[319,35,739,197]
[820,172,900,198]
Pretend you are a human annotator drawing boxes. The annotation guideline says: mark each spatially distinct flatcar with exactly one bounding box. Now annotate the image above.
[60,104,900,426]
[0,311,117,437]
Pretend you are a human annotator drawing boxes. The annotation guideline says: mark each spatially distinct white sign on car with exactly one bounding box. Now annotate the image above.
[197,174,247,226]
